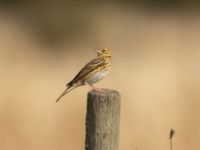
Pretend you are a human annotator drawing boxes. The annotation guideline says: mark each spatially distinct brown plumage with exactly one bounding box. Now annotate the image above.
[56,48,111,102]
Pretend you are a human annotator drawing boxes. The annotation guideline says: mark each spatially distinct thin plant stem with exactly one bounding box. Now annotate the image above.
[170,138,172,150]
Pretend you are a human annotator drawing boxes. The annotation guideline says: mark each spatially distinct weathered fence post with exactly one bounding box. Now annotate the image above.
[85,89,121,150]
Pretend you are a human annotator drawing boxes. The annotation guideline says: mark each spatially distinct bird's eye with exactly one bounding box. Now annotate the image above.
[102,49,106,52]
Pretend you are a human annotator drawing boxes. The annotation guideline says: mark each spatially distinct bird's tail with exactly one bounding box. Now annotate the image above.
[56,85,75,103]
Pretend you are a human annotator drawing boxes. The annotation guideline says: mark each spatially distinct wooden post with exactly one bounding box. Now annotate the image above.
[85,89,121,150]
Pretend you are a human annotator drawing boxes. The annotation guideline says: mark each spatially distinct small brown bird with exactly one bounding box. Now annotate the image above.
[56,48,111,102]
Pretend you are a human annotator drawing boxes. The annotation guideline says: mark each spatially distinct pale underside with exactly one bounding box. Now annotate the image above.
[86,70,109,84]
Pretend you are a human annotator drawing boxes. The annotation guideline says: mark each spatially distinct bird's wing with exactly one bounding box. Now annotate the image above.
[67,57,104,86]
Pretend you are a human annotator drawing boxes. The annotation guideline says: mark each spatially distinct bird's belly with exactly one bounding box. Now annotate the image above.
[87,71,109,84]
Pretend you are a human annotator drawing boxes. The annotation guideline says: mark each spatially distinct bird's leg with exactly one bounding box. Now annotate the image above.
[85,82,102,91]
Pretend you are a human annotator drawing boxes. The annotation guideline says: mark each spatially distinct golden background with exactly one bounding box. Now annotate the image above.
[0,1,200,150]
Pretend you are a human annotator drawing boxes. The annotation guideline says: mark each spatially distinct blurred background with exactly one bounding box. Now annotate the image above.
[0,0,200,150]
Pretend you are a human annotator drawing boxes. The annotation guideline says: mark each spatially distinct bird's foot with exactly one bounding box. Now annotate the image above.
[89,87,104,92]
[86,82,104,92]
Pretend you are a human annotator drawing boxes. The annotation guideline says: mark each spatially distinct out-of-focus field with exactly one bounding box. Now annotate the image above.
[0,2,200,150]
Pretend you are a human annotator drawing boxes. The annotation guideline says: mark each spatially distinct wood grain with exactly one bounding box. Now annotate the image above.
[85,89,121,150]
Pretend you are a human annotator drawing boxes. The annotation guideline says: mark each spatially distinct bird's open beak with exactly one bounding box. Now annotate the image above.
[95,49,102,54]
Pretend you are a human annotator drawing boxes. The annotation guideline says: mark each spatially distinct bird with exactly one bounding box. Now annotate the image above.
[56,48,111,102]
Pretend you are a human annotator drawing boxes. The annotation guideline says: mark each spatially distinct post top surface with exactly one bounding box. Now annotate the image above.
[88,89,120,97]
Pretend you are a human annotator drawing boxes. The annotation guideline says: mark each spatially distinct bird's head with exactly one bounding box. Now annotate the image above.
[95,48,111,58]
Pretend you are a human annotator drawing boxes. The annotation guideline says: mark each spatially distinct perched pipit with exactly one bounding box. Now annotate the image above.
[56,48,111,102]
